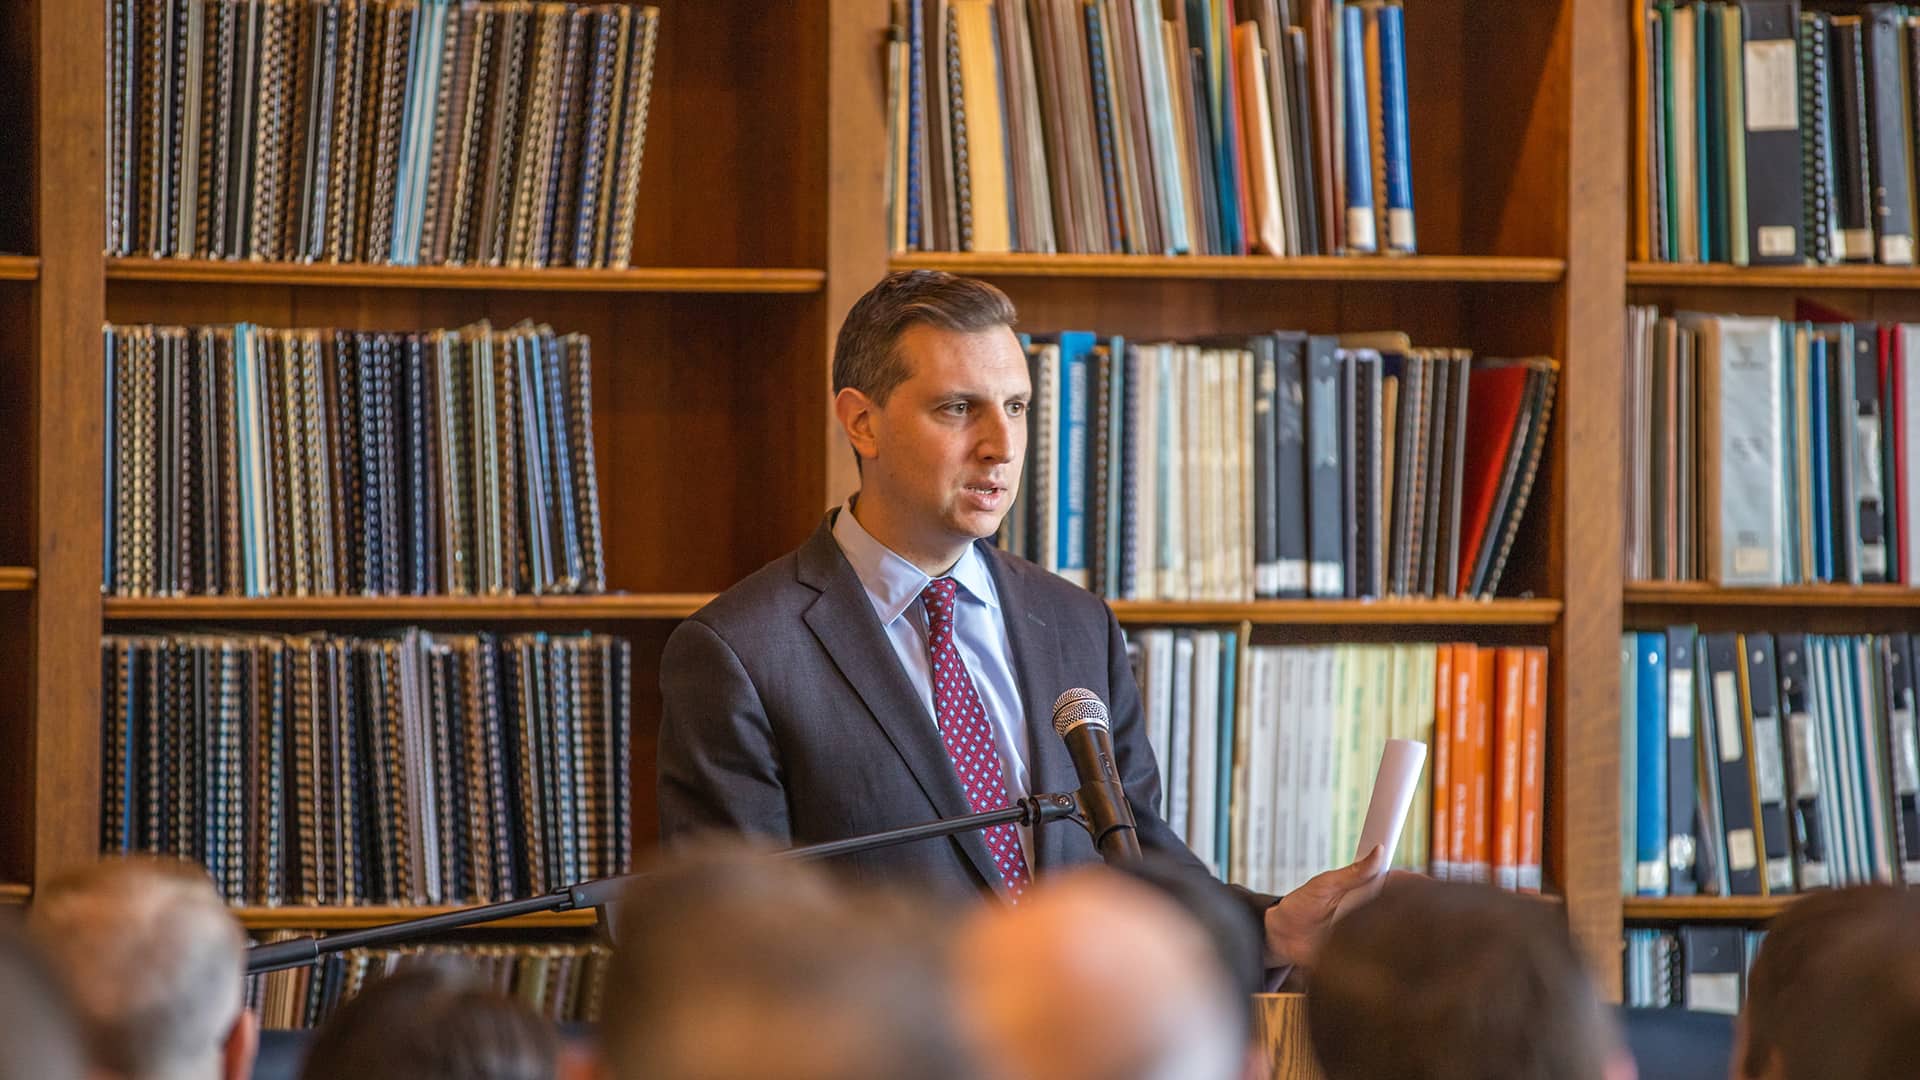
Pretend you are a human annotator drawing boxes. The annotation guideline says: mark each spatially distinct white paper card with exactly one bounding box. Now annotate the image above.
[1354,738,1428,865]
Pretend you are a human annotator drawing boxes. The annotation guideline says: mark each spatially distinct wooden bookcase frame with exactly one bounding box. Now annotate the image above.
[6,0,1656,996]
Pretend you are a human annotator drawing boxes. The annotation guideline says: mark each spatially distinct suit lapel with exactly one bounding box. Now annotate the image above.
[983,543,1083,874]
[797,520,1001,889]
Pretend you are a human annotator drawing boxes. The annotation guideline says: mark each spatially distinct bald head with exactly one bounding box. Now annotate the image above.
[955,871,1246,1080]
[28,857,253,1080]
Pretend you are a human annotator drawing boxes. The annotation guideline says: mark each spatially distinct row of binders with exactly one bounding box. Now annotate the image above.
[1127,634,1548,895]
[1623,926,1763,1015]
[107,0,659,268]
[1625,308,1920,586]
[104,321,606,598]
[1621,628,1920,899]
[886,0,1416,256]
[1001,330,1558,601]
[102,629,635,906]
[1633,2,1920,266]
[246,939,610,1029]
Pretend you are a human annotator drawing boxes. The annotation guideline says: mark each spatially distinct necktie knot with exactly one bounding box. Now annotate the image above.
[921,577,959,630]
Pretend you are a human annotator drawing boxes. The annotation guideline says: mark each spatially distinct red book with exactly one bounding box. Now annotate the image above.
[1454,364,1532,592]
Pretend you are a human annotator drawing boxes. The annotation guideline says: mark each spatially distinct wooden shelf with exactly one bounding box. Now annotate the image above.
[1628,261,1920,289]
[106,258,826,294]
[892,252,1566,283]
[104,593,713,622]
[1108,598,1562,626]
[0,567,35,591]
[235,905,598,930]
[1622,896,1794,922]
[0,883,29,905]
[0,255,39,281]
[1626,582,1920,609]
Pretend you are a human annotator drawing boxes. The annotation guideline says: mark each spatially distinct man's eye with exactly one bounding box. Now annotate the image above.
[944,402,969,415]
[1007,402,1027,417]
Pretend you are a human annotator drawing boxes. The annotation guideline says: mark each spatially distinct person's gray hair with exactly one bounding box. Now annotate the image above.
[29,857,246,1080]
[832,270,1018,405]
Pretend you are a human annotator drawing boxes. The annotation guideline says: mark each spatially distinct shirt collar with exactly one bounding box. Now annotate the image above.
[831,499,1001,626]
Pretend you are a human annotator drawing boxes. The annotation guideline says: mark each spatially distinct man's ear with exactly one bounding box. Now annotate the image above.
[835,386,880,465]
[223,1007,259,1080]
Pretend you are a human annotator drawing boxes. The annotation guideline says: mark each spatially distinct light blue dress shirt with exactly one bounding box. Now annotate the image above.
[831,502,1036,866]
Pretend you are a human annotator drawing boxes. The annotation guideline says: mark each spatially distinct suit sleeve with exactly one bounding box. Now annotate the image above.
[657,616,792,845]
[1101,608,1282,923]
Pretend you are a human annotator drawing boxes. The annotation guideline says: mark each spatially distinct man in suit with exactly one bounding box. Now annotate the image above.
[659,270,1385,969]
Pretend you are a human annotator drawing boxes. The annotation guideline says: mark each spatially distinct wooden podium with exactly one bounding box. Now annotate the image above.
[1254,994,1326,1080]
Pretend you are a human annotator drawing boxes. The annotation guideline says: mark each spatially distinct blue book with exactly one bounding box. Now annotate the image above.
[1377,3,1416,253]
[231,325,255,596]
[1621,635,1637,895]
[1057,332,1095,588]
[1187,1,1243,253]
[1105,335,1128,597]
[1216,630,1237,876]
[1340,2,1377,253]
[1811,332,1833,581]
[1780,325,1800,583]
[906,0,924,249]
[1635,631,1671,896]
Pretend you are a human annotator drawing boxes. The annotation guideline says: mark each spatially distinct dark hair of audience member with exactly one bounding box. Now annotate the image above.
[298,963,561,1080]
[0,918,89,1080]
[599,842,978,1080]
[1307,879,1619,1080]
[1738,884,1920,1080]
[1112,854,1263,1021]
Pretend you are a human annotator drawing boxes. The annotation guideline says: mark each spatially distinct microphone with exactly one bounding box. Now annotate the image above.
[1052,688,1142,863]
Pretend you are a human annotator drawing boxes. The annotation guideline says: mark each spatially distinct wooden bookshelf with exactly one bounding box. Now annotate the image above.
[1628,261,1920,290]
[892,252,1567,284]
[1108,599,1563,627]
[1622,896,1794,922]
[3,0,1645,999]
[1626,582,1920,609]
[0,568,34,591]
[0,883,28,905]
[103,593,714,622]
[233,905,598,931]
[106,258,826,294]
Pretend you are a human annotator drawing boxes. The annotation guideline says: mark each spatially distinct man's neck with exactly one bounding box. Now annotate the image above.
[848,492,967,577]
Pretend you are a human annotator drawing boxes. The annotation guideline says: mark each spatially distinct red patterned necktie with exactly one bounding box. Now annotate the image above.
[921,576,1032,899]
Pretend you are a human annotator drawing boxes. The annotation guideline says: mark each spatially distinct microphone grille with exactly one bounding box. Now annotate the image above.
[1051,688,1110,736]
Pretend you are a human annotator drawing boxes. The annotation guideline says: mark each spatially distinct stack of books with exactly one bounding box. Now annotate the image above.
[101,628,635,905]
[106,0,660,268]
[887,0,1416,256]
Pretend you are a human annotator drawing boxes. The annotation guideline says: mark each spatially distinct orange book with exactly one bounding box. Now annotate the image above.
[1448,643,1476,881]
[1517,647,1548,893]
[1471,647,1496,884]
[1492,648,1525,890]
[1429,643,1454,878]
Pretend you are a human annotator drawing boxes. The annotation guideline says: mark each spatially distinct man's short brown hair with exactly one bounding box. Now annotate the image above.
[832,270,1018,404]
[1307,880,1617,1080]
[1739,884,1920,1080]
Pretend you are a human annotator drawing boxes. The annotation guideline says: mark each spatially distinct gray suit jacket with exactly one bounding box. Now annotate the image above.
[658,515,1277,926]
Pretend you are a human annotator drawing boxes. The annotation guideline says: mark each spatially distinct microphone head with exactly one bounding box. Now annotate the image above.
[1051,688,1110,737]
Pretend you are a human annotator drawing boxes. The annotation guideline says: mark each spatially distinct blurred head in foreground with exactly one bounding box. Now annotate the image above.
[1307,879,1633,1080]
[1735,884,1920,1080]
[299,963,563,1080]
[28,856,256,1080]
[599,841,977,1080]
[954,868,1250,1080]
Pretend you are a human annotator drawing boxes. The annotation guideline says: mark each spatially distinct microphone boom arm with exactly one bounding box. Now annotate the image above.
[246,792,1087,975]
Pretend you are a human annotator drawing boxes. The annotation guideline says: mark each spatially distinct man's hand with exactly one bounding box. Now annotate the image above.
[1262,845,1391,969]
